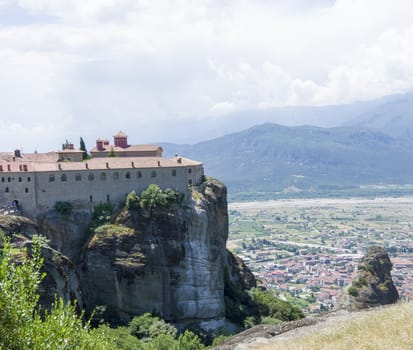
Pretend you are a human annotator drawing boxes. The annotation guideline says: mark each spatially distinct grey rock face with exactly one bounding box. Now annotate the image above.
[338,246,399,311]
[37,211,91,262]
[80,177,230,324]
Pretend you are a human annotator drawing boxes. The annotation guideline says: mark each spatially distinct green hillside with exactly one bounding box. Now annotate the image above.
[163,123,413,198]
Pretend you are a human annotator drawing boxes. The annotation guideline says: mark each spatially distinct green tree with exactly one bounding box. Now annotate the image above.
[0,232,114,349]
[140,184,167,211]
[126,191,140,211]
[80,137,89,160]
[108,147,116,157]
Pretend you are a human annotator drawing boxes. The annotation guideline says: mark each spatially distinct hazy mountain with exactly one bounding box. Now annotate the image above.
[157,91,413,144]
[162,123,413,196]
[345,91,413,139]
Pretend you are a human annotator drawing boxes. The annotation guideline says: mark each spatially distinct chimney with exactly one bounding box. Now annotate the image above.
[85,163,89,169]
[131,161,135,168]
[0,165,3,171]
[158,160,161,167]
[106,162,109,169]
[58,164,62,170]
[7,164,11,171]
[177,158,182,164]
[66,143,74,150]
[96,139,104,151]
[14,149,21,158]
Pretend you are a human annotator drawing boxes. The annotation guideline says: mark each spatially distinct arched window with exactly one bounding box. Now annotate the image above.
[172,169,177,176]
[151,171,156,178]
[25,188,28,193]
[18,177,22,182]
[89,195,93,202]
[100,172,106,180]
[188,168,192,174]
[113,172,119,180]
[88,173,94,181]
[27,177,31,182]
[7,177,11,182]
[188,179,193,185]
[75,173,82,181]
[125,172,131,179]
[49,175,55,182]
[1,177,4,182]
[137,171,142,178]
[5,187,9,193]
[61,174,67,182]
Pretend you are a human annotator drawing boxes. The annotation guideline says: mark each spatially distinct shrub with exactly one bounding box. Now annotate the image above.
[128,313,176,341]
[0,232,114,349]
[92,202,114,225]
[348,285,359,297]
[54,201,72,215]
[140,184,167,210]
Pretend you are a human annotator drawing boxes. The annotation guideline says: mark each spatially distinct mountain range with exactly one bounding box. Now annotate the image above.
[161,91,413,198]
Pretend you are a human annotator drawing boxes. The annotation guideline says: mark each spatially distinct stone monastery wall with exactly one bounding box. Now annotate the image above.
[0,132,204,220]
[0,160,203,220]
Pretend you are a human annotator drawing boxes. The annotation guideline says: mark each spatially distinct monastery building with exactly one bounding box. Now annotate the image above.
[0,132,204,220]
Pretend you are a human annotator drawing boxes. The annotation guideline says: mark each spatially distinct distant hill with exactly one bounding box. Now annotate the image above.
[162,123,413,197]
[156,91,413,144]
[345,91,413,139]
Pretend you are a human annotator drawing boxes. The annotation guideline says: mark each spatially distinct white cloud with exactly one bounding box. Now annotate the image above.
[0,0,413,149]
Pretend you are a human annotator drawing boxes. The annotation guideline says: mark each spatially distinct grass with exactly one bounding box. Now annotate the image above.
[258,302,413,350]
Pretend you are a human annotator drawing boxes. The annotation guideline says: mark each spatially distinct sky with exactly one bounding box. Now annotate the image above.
[1,0,413,151]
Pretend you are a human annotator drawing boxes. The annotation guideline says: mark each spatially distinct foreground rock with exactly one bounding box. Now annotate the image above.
[338,245,399,310]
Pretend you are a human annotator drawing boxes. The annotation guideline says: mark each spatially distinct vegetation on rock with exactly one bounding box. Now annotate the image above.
[54,201,73,215]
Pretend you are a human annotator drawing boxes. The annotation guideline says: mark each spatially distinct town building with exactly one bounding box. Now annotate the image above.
[0,132,204,220]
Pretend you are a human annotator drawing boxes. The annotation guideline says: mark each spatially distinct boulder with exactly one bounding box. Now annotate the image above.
[338,246,399,310]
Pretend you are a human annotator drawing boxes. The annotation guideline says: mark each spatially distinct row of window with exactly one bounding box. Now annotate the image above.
[4,187,29,193]
[1,176,31,183]
[49,169,179,183]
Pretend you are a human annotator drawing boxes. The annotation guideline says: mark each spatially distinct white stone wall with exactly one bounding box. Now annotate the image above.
[0,164,204,220]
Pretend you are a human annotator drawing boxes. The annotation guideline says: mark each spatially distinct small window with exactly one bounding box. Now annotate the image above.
[61,174,67,182]
[100,172,106,181]
[137,171,142,178]
[113,172,119,180]
[18,177,22,182]
[89,195,93,202]
[27,177,31,182]
[49,175,55,182]
[88,173,94,181]
[75,173,82,181]
[1,177,4,183]
[5,187,9,193]
[7,177,11,182]
[188,168,192,174]
[25,188,28,193]
[125,172,131,179]
[151,171,156,178]
[188,179,193,185]
[106,194,110,202]
[172,169,177,176]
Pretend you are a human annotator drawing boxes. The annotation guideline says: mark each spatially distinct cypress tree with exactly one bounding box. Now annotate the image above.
[80,137,89,160]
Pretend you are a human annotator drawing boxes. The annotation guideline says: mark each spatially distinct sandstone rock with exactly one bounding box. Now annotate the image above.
[338,245,399,310]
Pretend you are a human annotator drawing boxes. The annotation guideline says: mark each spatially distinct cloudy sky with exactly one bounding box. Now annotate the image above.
[1,0,413,151]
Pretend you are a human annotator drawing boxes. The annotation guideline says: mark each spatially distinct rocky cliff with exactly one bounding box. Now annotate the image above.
[0,176,254,327]
[338,246,399,311]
